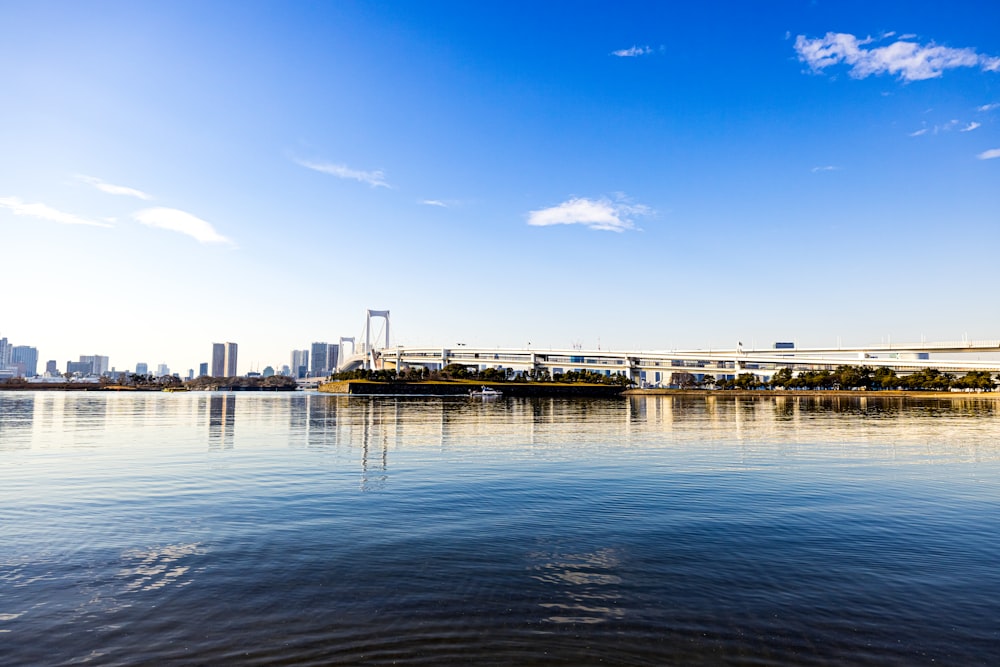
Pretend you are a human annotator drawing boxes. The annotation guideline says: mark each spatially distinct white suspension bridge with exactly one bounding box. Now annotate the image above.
[333,309,1000,387]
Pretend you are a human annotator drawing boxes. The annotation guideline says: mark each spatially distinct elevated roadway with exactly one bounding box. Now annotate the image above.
[336,340,1000,385]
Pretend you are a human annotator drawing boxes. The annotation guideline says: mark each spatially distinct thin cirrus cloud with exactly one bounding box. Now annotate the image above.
[978,103,1000,112]
[75,175,152,200]
[612,45,653,57]
[0,196,111,228]
[420,199,449,208]
[811,165,840,173]
[133,207,232,244]
[795,32,1000,81]
[295,158,390,188]
[911,120,980,136]
[527,196,651,232]
[978,148,1000,160]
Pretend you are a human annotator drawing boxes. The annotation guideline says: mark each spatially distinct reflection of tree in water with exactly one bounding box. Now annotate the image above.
[208,394,235,450]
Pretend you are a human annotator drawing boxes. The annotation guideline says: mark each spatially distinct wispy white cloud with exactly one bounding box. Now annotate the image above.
[811,165,840,173]
[912,119,981,136]
[977,148,1000,160]
[612,45,653,57]
[133,207,232,244]
[527,195,651,232]
[75,175,152,200]
[0,196,111,227]
[420,199,449,208]
[795,32,1000,81]
[295,158,390,188]
[978,103,1000,112]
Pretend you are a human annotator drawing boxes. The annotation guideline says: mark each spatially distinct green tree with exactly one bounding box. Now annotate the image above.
[873,367,898,390]
[770,367,793,389]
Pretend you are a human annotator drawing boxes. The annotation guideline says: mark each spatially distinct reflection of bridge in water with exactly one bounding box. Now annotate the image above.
[335,310,1000,387]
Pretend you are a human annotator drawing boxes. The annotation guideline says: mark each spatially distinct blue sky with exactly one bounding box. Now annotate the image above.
[2,1,999,374]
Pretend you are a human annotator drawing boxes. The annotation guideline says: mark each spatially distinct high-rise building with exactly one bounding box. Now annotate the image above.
[211,343,225,377]
[291,349,309,379]
[80,355,109,376]
[224,342,238,376]
[311,342,328,376]
[45,360,58,376]
[0,337,10,369]
[309,342,341,376]
[199,362,208,377]
[66,360,93,375]
[156,363,170,377]
[11,346,38,377]
[135,362,149,375]
[211,342,237,377]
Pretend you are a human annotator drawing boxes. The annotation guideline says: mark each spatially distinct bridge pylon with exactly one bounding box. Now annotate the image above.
[365,309,390,369]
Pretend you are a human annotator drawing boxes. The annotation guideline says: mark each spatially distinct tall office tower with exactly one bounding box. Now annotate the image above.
[135,362,149,375]
[291,349,309,378]
[212,343,226,376]
[187,369,194,380]
[199,362,208,377]
[224,342,238,377]
[0,337,10,369]
[45,360,58,376]
[328,343,339,372]
[310,342,329,376]
[156,363,170,377]
[80,355,109,376]
[67,360,93,375]
[11,346,38,377]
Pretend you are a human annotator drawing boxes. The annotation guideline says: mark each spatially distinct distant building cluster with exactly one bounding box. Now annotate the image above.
[0,336,39,379]
[287,342,339,379]
[1,330,351,384]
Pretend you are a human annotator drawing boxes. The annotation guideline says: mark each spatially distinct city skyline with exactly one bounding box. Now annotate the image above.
[2,1,998,374]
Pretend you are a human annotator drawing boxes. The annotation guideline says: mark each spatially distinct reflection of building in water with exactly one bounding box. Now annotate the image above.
[64,394,109,433]
[0,393,35,450]
[208,394,235,449]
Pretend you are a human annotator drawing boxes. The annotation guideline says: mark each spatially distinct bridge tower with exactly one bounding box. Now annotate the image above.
[364,310,390,369]
[338,337,356,371]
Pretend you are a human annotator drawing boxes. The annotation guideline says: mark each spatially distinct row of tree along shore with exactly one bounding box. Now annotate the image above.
[329,365,633,386]
[323,365,631,397]
[332,365,998,393]
[689,367,997,392]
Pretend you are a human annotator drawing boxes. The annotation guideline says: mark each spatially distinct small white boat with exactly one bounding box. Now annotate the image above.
[469,386,503,398]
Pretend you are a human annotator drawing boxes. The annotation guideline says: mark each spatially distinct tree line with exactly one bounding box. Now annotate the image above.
[330,364,633,386]
[701,366,996,391]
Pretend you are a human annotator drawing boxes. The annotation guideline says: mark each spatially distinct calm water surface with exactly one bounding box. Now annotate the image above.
[2,391,999,665]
